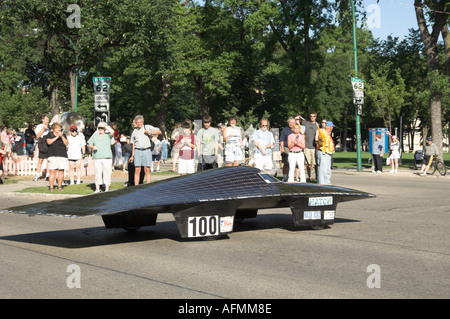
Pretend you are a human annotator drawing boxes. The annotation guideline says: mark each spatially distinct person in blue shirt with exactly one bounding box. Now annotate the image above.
[371,134,384,173]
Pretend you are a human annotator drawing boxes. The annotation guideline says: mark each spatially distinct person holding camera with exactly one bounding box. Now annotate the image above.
[46,122,69,191]
[287,124,306,183]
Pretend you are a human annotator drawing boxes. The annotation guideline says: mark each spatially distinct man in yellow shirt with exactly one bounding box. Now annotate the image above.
[316,121,335,185]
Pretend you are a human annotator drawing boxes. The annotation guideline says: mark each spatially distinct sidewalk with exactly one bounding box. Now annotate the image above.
[0,161,177,198]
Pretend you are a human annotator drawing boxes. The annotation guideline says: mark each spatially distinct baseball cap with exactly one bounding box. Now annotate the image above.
[97,122,106,128]
[325,121,335,127]
[69,125,78,131]
[427,137,433,141]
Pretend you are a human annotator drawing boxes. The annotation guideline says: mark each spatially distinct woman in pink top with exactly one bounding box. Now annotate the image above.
[287,124,306,183]
[1,126,11,157]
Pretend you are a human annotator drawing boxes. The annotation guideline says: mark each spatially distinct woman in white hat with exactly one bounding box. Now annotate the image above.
[87,122,114,193]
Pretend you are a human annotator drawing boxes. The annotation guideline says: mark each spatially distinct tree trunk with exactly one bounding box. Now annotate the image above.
[194,74,209,116]
[414,0,447,160]
[50,86,61,119]
[157,76,171,136]
[442,23,450,78]
[69,71,76,111]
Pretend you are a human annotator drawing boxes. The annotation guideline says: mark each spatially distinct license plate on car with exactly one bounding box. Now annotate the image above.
[303,211,321,220]
[308,196,333,206]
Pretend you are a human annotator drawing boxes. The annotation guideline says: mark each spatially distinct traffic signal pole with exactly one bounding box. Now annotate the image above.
[351,0,362,171]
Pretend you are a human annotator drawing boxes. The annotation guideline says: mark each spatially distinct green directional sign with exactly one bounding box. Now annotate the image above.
[93,77,111,83]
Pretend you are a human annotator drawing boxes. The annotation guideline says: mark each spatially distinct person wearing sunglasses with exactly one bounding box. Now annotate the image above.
[252,119,275,173]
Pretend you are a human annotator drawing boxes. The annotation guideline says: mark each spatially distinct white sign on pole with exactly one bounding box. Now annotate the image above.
[351,77,364,105]
[93,77,111,126]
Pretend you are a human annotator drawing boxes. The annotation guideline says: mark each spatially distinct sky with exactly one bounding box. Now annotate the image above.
[364,0,418,40]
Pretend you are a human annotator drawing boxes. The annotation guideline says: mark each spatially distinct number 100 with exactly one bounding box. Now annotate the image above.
[188,216,219,237]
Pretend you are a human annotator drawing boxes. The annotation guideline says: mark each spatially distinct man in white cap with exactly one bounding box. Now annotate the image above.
[252,119,275,173]
[419,137,439,176]
[316,121,335,185]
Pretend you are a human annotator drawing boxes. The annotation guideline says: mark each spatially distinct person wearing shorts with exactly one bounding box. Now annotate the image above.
[302,112,320,181]
[222,116,244,166]
[46,122,69,191]
[67,125,86,184]
[33,114,50,181]
[419,137,439,176]
[175,121,195,175]
[252,119,275,173]
[130,115,161,185]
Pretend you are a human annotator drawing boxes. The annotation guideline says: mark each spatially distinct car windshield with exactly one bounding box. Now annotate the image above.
[258,173,280,183]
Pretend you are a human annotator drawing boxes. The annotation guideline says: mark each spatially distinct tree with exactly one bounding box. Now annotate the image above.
[366,63,406,133]
[414,0,450,159]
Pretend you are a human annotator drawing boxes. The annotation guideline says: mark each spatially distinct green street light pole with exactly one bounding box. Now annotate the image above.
[351,0,362,171]
[62,34,78,113]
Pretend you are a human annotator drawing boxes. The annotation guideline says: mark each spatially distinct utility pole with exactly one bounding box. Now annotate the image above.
[351,0,362,171]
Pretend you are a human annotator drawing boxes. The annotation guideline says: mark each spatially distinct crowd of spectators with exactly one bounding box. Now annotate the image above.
[1,110,439,189]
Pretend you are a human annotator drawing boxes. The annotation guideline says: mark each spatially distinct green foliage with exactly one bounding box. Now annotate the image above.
[0,0,447,148]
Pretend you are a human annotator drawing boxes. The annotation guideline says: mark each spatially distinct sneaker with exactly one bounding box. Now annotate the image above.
[376,170,382,173]
[420,172,427,176]
[94,189,101,194]
[389,170,394,174]
[33,176,40,181]
[70,180,75,185]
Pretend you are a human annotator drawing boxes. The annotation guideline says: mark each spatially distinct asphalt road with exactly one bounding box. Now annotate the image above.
[0,170,449,301]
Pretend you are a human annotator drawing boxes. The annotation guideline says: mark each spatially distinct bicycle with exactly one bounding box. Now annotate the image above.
[429,156,447,176]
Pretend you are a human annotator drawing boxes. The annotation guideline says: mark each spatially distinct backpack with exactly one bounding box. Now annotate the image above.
[38,137,48,153]
[144,125,155,151]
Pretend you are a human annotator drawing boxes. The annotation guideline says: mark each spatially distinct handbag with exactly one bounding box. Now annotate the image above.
[38,137,48,153]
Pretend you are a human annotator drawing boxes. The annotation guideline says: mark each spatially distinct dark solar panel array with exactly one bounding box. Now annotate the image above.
[3,166,374,218]
[4,167,275,217]
[107,166,275,209]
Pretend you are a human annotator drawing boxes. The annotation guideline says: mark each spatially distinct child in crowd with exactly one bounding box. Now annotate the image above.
[175,121,195,175]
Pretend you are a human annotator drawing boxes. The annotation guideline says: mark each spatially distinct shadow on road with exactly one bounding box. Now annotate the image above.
[0,214,359,248]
